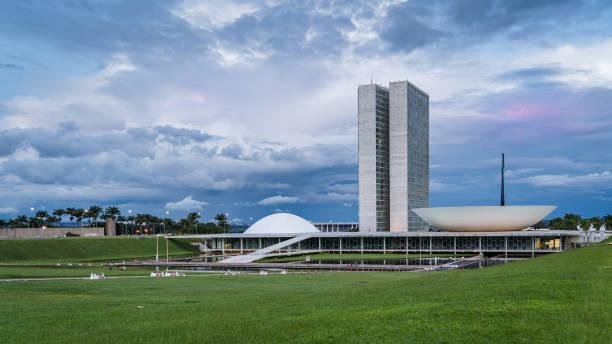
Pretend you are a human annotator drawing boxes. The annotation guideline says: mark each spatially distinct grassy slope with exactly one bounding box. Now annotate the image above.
[0,241,610,343]
[0,237,198,263]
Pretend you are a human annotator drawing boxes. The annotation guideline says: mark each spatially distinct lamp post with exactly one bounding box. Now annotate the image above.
[28,207,34,229]
[127,209,132,235]
[155,234,159,262]
[164,210,170,234]
[196,212,201,235]
[225,213,229,233]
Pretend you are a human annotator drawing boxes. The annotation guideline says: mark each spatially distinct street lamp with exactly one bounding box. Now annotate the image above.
[155,234,160,262]
[127,209,132,235]
[196,212,201,235]
[225,213,230,233]
[164,210,170,234]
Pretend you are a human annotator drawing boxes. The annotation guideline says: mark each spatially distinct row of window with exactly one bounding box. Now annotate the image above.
[206,237,563,251]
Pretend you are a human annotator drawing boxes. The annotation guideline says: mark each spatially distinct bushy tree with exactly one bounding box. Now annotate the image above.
[562,213,582,230]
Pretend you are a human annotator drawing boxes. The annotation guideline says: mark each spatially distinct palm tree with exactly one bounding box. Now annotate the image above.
[74,208,85,232]
[65,207,77,224]
[35,210,50,227]
[103,206,121,220]
[15,215,28,227]
[185,212,201,234]
[215,213,229,233]
[88,205,103,227]
[52,209,65,225]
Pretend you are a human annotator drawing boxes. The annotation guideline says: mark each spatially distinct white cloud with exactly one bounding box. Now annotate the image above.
[0,207,18,214]
[519,171,612,187]
[172,0,260,31]
[257,195,302,205]
[309,192,357,202]
[165,196,209,211]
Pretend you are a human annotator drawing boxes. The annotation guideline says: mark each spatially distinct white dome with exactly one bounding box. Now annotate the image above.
[413,205,557,232]
[244,213,319,234]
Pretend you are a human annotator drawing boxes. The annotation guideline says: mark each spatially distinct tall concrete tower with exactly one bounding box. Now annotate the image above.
[358,80,429,232]
[389,81,429,232]
[358,84,390,232]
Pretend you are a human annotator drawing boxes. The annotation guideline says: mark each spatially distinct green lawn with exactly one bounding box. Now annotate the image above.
[0,266,155,279]
[0,237,199,264]
[0,240,610,343]
[258,252,461,263]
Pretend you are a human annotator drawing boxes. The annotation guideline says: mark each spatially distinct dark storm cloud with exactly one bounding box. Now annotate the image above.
[154,125,214,144]
[0,0,205,60]
[0,124,215,158]
[379,1,446,53]
[447,0,581,33]
[0,63,23,70]
[499,66,566,80]
[379,0,612,52]
[215,1,354,58]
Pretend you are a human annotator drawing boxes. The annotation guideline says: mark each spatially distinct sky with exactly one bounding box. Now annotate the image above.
[1,0,612,223]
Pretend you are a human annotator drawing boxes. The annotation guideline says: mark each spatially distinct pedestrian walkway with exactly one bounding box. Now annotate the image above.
[220,234,314,263]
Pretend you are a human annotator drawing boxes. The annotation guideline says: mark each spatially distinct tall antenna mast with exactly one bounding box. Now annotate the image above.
[501,153,505,206]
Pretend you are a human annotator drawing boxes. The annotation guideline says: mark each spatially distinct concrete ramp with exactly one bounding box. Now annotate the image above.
[220,234,313,264]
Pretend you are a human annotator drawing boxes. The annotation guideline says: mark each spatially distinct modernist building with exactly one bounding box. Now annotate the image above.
[358,83,390,232]
[359,80,429,233]
[174,214,584,264]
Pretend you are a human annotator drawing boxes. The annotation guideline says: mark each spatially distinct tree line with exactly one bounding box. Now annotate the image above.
[0,206,231,235]
[547,213,612,231]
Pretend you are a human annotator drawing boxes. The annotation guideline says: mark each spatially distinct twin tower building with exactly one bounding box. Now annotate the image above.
[358,80,429,232]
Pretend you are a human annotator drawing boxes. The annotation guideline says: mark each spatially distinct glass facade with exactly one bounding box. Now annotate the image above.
[202,234,570,254]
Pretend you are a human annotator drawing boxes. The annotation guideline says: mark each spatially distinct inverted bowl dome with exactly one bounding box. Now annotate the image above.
[244,213,319,234]
[412,205,556,232]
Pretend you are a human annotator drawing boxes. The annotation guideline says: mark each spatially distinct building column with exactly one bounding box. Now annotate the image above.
[479,236,482,254]
[319,237,321,251]
[531,237,535,258]
[504,236,508,260]
[429,236,432,254]
[240,238,243,254]
[259,238,262,250]
[454,236,457,255]
[405,236,409,254]
[383,237,386,253]
[360,237,364,254]
[222,238,225,256]
[339,237,343,254]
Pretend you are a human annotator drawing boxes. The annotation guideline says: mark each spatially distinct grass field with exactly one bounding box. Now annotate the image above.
[0,266,155,279]
[0,237,199,264]
[0,240,609,343]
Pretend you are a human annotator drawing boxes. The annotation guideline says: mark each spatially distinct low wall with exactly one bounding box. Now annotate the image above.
[0,227,105,239]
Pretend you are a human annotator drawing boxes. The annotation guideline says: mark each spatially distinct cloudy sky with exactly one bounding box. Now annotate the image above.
[1,0,612,223]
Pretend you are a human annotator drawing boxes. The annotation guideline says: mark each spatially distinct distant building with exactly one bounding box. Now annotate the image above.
[358,80,429,233]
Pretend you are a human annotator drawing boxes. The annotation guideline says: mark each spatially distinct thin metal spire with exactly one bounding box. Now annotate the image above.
[501,153,505,206]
